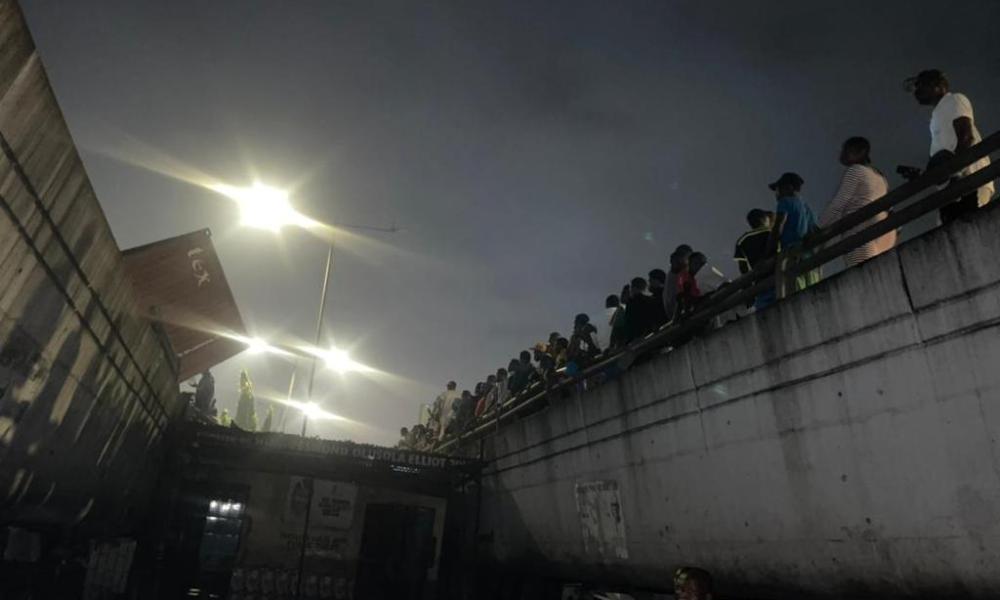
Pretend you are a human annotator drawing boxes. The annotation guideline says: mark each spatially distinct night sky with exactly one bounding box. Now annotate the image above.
[18,1,1000,444]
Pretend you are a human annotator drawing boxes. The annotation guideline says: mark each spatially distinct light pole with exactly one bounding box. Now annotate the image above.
[210,181,397,436]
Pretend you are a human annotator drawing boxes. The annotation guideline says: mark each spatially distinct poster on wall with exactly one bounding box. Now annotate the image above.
[311,480,358,530]
[280,477,359,559]
[575,480,628,560]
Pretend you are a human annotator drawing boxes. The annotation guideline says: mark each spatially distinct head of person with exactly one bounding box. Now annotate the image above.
[605,294,620,309]
[669,251,689,273]
[574,313,590,331]
[840,136,872,167]
[462,390,472,400]
[689,252,707,275]
[746,208,774,230]
[648,268,667,290]
[630,277,648,294]
[497,367,508,380]
[674,244,693,258]
[533,343,547,362]
[548,331,560,345]
[768,172,804,199]
[557,337,569,350]
[673,567,713,600]
[487,374,497,385]
[519,350,532,364]
[400,427,408,437]
[446,381,457,391]
[905,69,948,106]
[508,358,521,371]
[620,284,631,303]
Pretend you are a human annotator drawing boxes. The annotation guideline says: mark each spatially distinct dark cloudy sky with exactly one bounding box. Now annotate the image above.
[19,0,1000,444]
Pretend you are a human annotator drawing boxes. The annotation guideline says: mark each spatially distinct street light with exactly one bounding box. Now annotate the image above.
[209,182,315,231]
[211,180,396,436]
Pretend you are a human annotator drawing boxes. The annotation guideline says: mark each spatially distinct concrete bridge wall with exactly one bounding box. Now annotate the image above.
[480,204,1000,598]
[0,1,181,534]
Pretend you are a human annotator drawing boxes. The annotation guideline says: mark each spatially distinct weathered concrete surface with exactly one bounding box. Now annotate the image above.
[0,1,181,534]
[480,204,1000,598]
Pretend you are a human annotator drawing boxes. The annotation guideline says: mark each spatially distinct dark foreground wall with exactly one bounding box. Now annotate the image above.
[479,203,1000,598]
[0,0,180,535]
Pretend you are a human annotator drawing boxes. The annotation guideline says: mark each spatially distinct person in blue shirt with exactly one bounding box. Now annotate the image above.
[760,172,821,306]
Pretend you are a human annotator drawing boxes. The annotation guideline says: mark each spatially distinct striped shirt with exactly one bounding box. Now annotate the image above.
[819,164,896,267]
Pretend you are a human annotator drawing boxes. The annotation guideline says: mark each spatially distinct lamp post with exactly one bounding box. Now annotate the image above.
[210,182,397,436]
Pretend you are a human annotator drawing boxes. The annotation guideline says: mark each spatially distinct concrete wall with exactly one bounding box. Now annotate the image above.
[0,0,180,533]
[480,204,1000,598]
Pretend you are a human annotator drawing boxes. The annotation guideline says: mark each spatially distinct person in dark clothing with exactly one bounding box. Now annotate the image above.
[734,209,774,275]
[449,390,475,435]
[648,268,669,328]
[625,277,659,342]
[568,313,601,373]
[508,351,535,394]
[619,283,631,306]
[663,250,693,324]
[736,208,776,309]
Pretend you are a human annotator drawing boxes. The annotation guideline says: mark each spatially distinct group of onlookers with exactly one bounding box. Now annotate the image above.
[397,68,995,452]
[397,313,605,449]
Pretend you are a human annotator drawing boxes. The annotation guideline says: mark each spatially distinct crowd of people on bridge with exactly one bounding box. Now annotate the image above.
[397,68,995,453]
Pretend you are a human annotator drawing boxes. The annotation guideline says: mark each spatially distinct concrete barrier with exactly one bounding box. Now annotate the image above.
[480,204,1000,598]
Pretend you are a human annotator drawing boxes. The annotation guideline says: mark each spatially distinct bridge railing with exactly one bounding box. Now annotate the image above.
[438,131,1000,454]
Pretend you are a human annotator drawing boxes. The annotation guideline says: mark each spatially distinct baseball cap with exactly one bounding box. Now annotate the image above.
[768,172,804,191]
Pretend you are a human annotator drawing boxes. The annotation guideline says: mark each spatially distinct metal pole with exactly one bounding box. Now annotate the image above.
[301,243,334,437]
[294,477,315,600]
[280,367,297,433]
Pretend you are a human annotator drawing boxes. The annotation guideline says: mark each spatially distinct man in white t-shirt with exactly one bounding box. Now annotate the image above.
[907,69,994,223]
[433,381,460,440]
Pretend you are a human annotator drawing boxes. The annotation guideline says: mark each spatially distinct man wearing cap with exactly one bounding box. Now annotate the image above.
[764,172,820,303]
[906,69,994,223]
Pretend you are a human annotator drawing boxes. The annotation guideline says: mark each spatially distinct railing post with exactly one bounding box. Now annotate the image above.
[775,252,790,300]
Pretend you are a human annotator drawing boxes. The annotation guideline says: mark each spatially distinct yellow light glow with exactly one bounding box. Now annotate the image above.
[209,181,315,231]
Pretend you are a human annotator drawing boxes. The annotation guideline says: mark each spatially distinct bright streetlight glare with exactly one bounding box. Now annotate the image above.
[300,344,371,374]
[245,337,273,355]
[209,181,314,231]
[279,399,346,422]
[300,402,331,421]
[229,334,293,358]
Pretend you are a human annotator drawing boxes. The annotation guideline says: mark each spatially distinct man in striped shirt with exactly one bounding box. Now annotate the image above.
[818,137,896,267]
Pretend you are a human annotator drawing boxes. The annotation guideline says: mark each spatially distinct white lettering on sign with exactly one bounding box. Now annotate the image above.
[187,247,211,287]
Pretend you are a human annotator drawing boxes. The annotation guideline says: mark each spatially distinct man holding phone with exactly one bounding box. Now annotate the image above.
[905,69,994,223]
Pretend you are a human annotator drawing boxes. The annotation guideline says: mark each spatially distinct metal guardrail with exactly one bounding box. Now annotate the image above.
[438,130,1000,453]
